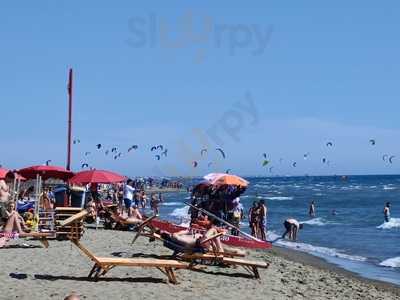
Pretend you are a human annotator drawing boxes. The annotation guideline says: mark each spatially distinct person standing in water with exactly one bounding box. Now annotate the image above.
[384,202,391,222]
[309,200,316,218]
[258,200,268,241]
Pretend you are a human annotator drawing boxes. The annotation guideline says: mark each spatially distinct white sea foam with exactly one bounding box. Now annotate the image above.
[377,218,400,230]
[380,257,400,268]
[170,206,189,218]
[383,185,396,190]
[301,218,327,226]
[262,196,294,201]
[162,202,182,207]
[268,232,367,262]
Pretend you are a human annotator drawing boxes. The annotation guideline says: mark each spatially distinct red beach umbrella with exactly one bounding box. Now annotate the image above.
[0,168,9,179]
[69,170,126,185]
[18,165,74,181]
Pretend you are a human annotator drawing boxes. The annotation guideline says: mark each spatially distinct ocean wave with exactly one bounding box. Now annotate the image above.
[268,232,367,262]
[162,202,182,207]
[260,196,293,201]
[383,185,396,190]
[301,218,328,226]
[170,206,189,218]
[377,218,400,230]
[380,257,400,268]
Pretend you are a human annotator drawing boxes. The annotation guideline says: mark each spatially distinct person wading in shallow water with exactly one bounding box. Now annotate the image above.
[383,202,391,223]
[309,200,316,218]
[282,218,303,241]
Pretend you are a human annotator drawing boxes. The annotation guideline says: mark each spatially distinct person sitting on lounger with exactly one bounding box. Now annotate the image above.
[1,202,30,234]
[110,205,143,226]
[170,218,226,253]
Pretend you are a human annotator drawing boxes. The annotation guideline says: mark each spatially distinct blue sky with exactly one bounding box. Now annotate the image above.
[1,1,399,177]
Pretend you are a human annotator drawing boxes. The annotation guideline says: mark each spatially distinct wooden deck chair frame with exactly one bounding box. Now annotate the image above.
[67,229,188,284]
[60,214,189,284]
[0,231,54,248]
[139,231,269,280]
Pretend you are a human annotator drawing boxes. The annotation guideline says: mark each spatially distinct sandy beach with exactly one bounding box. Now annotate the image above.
[1,228,399,300]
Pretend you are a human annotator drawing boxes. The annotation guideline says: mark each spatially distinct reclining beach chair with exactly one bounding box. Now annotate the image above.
[140,231,269,280]
[0,231,55,248]
[60,211,190,284]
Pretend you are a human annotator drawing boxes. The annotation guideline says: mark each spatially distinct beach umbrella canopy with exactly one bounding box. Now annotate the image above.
[5,171,27,181]
[18,165,74,181]
[0,168,9,179]
[69,170,125,185]
[203,173,249,187]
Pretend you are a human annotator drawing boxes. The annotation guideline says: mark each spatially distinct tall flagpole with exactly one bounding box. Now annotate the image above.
[66,68,73,171]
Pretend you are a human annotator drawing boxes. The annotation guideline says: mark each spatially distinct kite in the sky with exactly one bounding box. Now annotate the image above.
[151,146,157,152]
[389,156,395,164]
[201,149,208,156]
[155,155,161,161]
[262,160,270,167]
[225,169,231,174]
[326,142,333,147]
[292,162,297,167]
[216,148,226,159]
[162,149,168,157]
[45,160,52,166]
[85,152,91,156]
[73,139,80,145]
[383,154,389,162]
[369,139,376,146]
[193,161,198,168]
[81,163,89,169]
[96,144,102,150]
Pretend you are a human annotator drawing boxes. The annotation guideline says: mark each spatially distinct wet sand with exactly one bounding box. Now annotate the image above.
[0,229,399,300]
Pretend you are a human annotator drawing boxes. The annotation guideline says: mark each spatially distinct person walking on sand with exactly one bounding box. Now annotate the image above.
[384,202,391,223]
[309,200,316,218]
[282,218,303,241]
[123,179,135,217]
[150,193,161,216]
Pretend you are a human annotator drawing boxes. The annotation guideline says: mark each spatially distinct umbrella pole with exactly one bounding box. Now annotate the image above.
[12,176,17,203]
[184,202,265,243]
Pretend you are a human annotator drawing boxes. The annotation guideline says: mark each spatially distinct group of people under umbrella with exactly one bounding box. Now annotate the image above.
[189,173,268,241]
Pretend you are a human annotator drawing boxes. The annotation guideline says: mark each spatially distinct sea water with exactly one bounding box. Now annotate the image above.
[155,175,400,285]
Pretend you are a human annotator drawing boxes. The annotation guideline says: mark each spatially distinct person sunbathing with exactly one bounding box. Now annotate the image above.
[110,205,143,226]
[0,202,30,247]
[169,218,226,254]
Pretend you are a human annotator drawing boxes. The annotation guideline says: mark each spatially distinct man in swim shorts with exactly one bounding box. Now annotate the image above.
[123,179,135,216]
[282,218,303,241]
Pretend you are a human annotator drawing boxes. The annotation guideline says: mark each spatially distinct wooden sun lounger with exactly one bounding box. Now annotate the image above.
[181,253,269,279]
[58,210,88,227]
[70,239,189,284]
[0,231,55,248]
[143,232,246,258]
[140,231,268,279]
